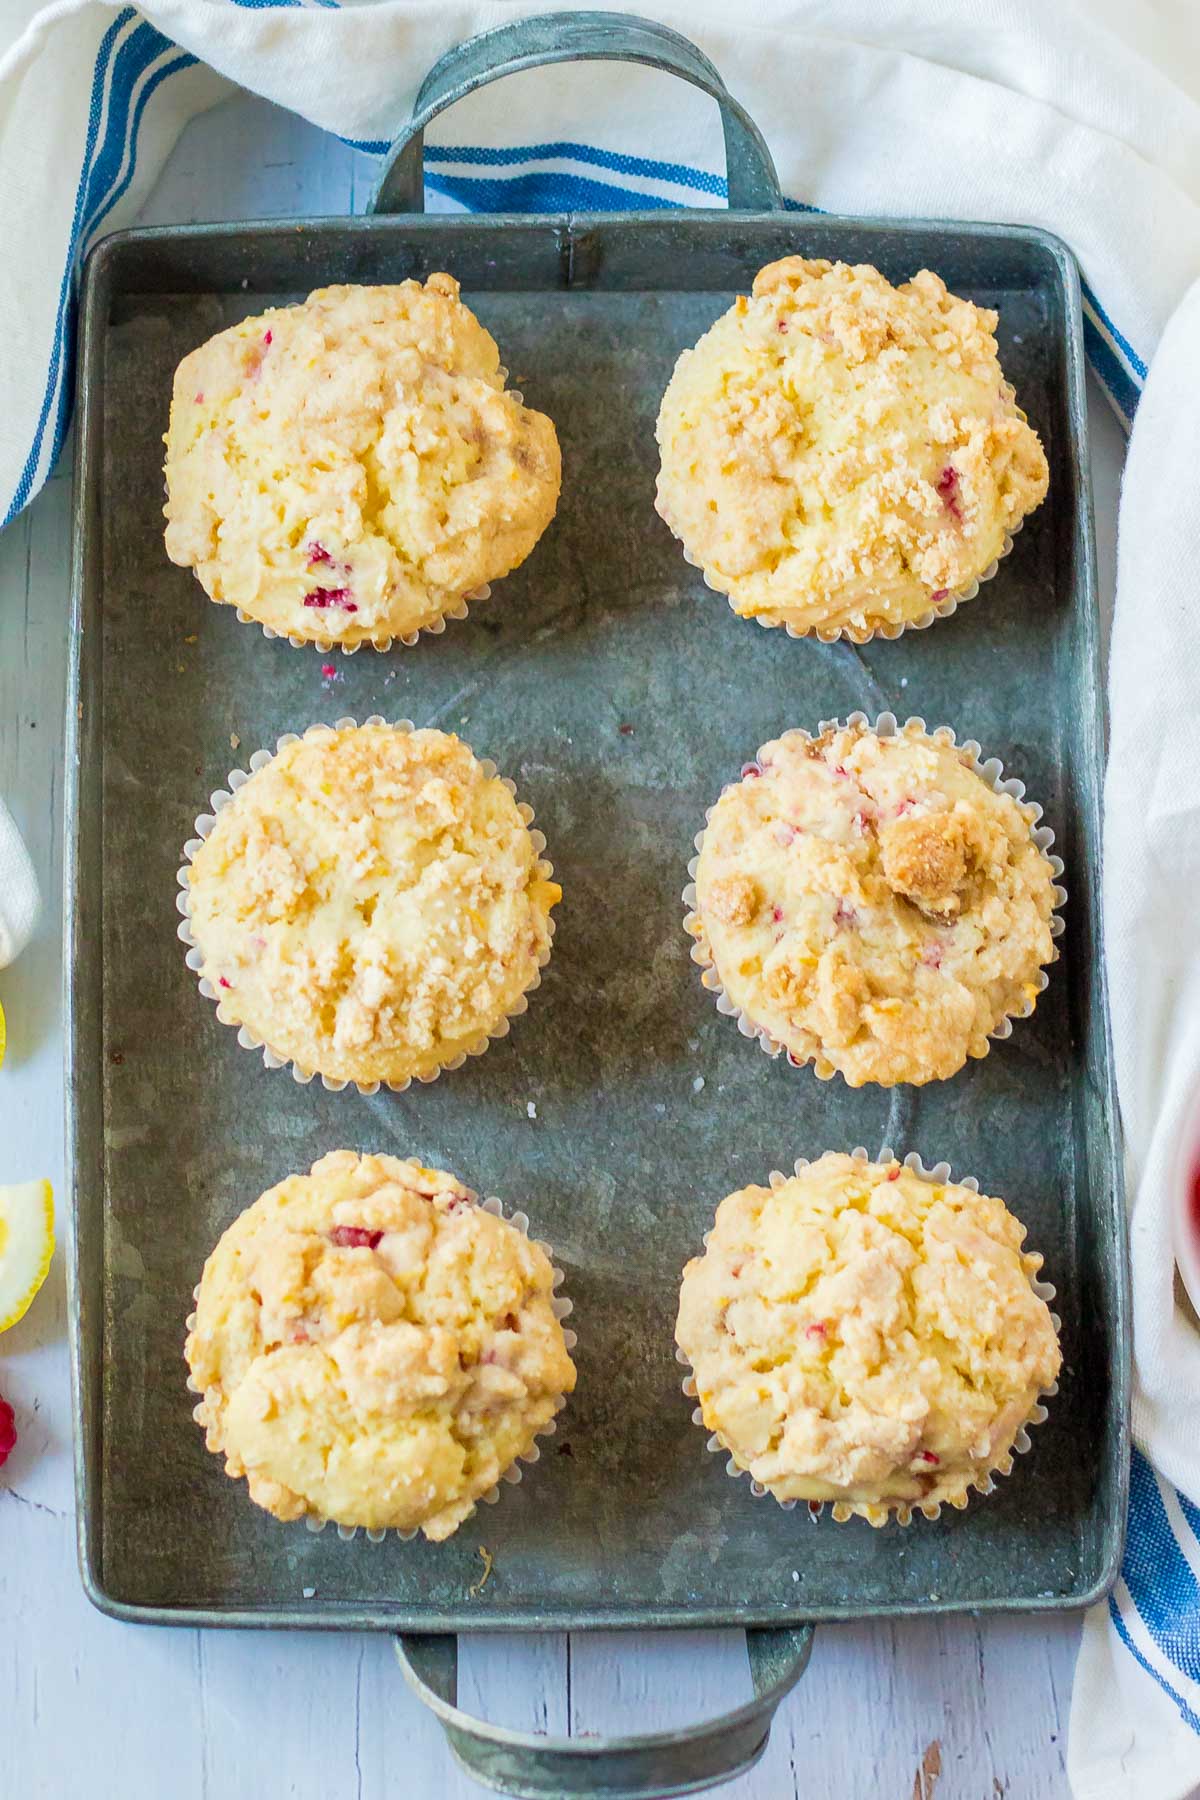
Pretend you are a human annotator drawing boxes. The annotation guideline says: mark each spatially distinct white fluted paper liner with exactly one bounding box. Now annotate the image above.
[234,583,492,653]
[682,710,1067,1083]
[177,715,557,1096]
[675,474,1023,647]
[185,1195,577,1545]
[676,1148,1060,1528]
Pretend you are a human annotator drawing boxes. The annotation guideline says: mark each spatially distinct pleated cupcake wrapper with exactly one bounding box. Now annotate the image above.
[176,715,556,1096]
[234,583,491,654]
[184,1192,577,1545]
[682,709,1067,1083]
[677,1148,1060,1528]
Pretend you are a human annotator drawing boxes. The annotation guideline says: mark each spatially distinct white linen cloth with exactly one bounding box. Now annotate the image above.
[2,2,1200,1792]
[0,795,38,969]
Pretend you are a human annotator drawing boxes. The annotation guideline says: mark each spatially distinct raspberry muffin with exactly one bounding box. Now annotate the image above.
[687,717,1060,1086]
[676,1152,1060,1524]
[164,277,561,648]
[655,257,1048,640]
[186,1151,576,1539]
[184,722,559,1087]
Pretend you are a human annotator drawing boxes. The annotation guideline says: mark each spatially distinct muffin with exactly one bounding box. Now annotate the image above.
[655,257,1049,639]
[183,722,559,1087]
[687,717,1060,1086]
[186,1151,576,1539]
[163,277,561,648]
[676,1152,1061,1523]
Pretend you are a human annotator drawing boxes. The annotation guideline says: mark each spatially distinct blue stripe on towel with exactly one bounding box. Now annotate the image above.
[1110,1590,1200,1732]
[3,8,132,523]
[51,34,199,480]
[425,169,686,213]
[1082,277,1148,379]
[5,14,197,523]
[428,141,726,197]
[1176,1485,1200,1548]
[1083,304,1140,427]
[1121,1450,1200,1684]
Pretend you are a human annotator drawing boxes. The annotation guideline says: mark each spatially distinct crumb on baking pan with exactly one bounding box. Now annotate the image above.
[469,1545,494,1597]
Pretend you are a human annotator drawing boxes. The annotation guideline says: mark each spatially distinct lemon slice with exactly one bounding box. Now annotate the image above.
[0,1180,54,1331]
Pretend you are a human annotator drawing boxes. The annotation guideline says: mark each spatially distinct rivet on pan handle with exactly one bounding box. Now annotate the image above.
[395,1626,814,1798]
[370,11,783,217]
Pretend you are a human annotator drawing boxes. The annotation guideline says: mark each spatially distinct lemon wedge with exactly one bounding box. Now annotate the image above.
[0,1180,54,1331]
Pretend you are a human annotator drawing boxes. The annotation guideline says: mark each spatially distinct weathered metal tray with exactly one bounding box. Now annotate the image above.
[66,12,1129,1796]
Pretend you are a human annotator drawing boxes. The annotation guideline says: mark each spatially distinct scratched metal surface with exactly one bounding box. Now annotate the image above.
[68,214,1128,1630]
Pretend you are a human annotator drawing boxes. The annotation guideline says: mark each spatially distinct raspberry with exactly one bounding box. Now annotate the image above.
[935,467,962,522]
[329,1226,383,1250]
[0,1397,15,1467]
[303,587,357,613]
[217,976,231,989]
[307,542,333,566]
[919,1450,939,1465]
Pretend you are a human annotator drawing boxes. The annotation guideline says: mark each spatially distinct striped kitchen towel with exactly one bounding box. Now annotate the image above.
[2,4,1200,1795]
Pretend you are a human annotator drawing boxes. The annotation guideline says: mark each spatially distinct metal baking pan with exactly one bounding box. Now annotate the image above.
[66,12,1129,1796]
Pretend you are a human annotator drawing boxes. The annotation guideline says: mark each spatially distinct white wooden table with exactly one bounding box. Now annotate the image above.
[0,89,1128,1800]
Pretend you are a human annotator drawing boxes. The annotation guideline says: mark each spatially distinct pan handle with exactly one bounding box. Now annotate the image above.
[394,1626,814,1798]
[369,11,782,217]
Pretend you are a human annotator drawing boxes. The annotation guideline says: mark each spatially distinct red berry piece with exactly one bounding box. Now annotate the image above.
[935,466,963,522]
[740,762,761,779]
[329,1226,383,1250]
[805,1322,827,1341]
[217,976,232,990]
[930,587,949,602]
[263,330,273,348]
[321,663,337,679]
[307,542,333,566]
[303,587,357,613]
[919,1450,939,1465]
[0,1397,16,1468]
